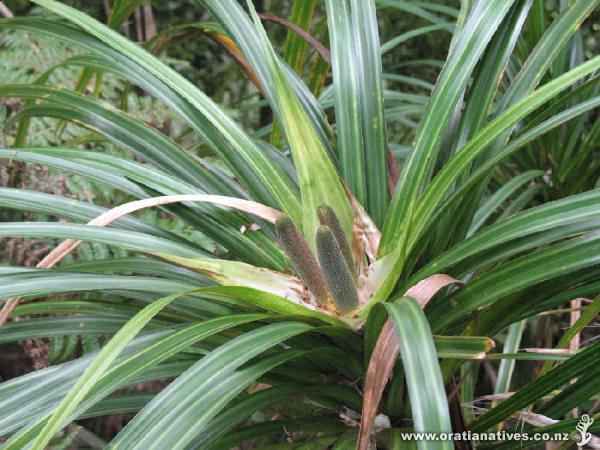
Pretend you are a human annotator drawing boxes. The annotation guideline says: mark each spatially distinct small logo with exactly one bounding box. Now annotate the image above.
[576,414,594,447]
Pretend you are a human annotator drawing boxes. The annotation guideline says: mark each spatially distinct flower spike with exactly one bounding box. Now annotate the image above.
[275,215,330,305]
[316,225,359,313]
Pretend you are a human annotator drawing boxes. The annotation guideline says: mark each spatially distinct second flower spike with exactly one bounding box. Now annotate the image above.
[316,225,359,313]
[317,204,356,279]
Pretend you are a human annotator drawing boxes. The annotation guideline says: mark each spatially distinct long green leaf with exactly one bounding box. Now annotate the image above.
[430,233,600,331]
[0,187,174,240]
[387,297,452,450]
[0,222,205,258]
[540,295,600,375]
[468,170,542,236]
[189,286,346,327]
[494,320,527,397]
[32,0,302,224]
[538,371,600,418]
[0,272,196,299]
[363,57,600,319]
[0,316,130,344]
[0,85,219,190]
[245,1,354,245]
[408,188,600,288]
[23,292,183,450]
[0,148,284,267]
[471,340,600,432]
[380,24,454,55]
[326,0,388,225]
[380,0,515,255]
[107,322,312,449]
[201,0,335,154]
[0,315,263,438]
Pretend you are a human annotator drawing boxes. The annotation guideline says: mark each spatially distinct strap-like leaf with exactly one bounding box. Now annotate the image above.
[31,0,302,224]
[21,292,183,450]
[380,0,516,255]
[107,322,312,449]
[386,298,453,450]
[326,0,388,225]
[244,1,355,246]
[202,0,334,154]
[471,340,600,432]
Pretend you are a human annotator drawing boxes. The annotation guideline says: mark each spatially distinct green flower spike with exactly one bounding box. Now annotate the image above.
[275,214,330,306]
[316,225,359,313]
[317,204,356,279]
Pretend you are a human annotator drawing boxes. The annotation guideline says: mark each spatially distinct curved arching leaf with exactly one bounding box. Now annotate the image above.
[106,321,313,449]
[30,0,303,224]
[386,297,452,450]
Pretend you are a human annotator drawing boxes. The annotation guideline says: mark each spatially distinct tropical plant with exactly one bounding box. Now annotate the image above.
[0,0,599,448]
